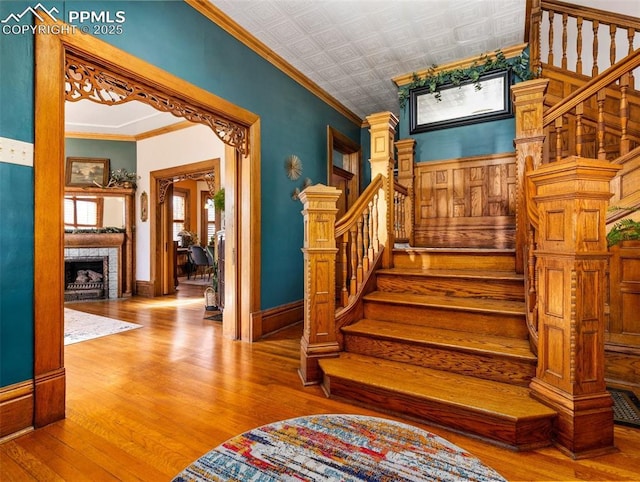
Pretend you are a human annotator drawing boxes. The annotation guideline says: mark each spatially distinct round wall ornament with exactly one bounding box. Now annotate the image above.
[285,155,302,180]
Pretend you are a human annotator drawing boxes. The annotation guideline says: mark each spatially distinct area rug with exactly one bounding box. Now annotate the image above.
[64,308,141,345]
[609,388,640,428]
[172,414,506,481]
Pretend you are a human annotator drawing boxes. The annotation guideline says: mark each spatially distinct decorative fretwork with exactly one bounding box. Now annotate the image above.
[158,171,215,203]
[64,55,249,156]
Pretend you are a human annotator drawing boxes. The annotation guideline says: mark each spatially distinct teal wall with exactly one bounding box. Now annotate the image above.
[65,138,137,175]
[398,107,515,163]
[0,163,34,385]
[0,1,361,387]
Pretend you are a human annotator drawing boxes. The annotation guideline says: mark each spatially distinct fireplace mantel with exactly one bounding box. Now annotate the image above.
[64,232,125,247]
[64,232,133,297]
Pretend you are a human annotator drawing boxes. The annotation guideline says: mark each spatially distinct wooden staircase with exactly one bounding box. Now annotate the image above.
[319,247,557,450]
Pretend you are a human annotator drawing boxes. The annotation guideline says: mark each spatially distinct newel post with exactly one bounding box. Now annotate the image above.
[528,157,621,458]
[511,79,549,274]
[395,138,416,246]
[298,184,341,385]
[366,112,399,268]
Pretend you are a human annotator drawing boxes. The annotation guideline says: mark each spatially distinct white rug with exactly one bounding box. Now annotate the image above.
[64,308,142,345]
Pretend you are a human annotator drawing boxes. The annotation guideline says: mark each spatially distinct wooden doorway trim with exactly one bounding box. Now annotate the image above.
[34,23,260,427]
[150,160,219,297]
[327,126,361,213]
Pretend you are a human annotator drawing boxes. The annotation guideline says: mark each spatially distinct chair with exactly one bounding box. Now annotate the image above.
[189,245,212,280]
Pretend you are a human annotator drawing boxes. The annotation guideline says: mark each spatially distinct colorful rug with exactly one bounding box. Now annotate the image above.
[610,388,640,428]
[172,414,506,481]
[64,308,141,345]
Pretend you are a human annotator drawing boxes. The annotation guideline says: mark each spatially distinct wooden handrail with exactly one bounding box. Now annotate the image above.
[543,48,640,127]
[541,0,640,32]
[393,181,408,196]
[335,174,383,238]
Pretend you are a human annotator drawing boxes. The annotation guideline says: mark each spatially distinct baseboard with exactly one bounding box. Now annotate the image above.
[251,300,304,341]
[0,380,34,440]
[135,280,154,298]
[34,368,65,428]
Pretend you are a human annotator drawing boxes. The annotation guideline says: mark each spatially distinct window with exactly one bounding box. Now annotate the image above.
[64,196,103,229]
[172,188,190,241]
[201,191,216,246]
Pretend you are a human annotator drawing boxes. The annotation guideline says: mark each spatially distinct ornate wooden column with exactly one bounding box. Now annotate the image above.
[528,157,621,458]
[298,185,341,385]
[395,138,416,246]
[366,112,399,268]
[511,79,549,274]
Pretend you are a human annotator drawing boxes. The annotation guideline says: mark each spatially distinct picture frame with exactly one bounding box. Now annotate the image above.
[65,157,110,187]
[409,69,513,134]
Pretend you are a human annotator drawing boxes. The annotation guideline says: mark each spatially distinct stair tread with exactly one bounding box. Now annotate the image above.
[376,268,524,281]
[393,247,516,254]
[320,353,556,420]
[343,319,535,360]
[364,291,525,314]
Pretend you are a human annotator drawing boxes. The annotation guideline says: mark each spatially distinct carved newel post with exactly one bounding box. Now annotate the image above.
[511,78,549,274]
[298,184,341,385]
[395,138,416,246]
[528,157,621,458]
[366,112,399,268]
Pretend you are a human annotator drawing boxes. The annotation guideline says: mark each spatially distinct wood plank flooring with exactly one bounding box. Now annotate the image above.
[1,285,639,481]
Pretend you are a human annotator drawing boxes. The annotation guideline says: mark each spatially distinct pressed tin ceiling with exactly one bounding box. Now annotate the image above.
[210,0,527,118]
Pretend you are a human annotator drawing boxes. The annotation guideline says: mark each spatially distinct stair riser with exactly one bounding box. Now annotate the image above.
[344,335,535,386]
[393,251,516,271]
[376,274,524,302]
[363,301,528,338]
[323,375,553,450]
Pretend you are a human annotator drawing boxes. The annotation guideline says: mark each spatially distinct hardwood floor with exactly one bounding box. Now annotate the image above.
[2,285,639,481]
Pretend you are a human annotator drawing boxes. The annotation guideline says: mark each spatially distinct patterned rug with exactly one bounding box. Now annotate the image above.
[64,308,141,345]
[610,388,640,428]
[172,414,506,481]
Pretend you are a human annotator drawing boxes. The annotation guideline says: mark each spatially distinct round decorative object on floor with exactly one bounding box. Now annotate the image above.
[172,414,506,481]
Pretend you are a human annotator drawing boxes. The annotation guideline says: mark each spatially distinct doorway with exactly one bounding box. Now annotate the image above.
[34,24,260,427]
[327,126,361,218]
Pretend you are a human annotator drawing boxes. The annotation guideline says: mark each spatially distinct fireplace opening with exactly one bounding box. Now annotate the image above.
[64,257,108,301]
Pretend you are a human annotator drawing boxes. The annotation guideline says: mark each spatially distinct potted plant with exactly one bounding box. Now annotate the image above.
[213,188,225,211]
[109,168,139,188]
[607,207,640,247]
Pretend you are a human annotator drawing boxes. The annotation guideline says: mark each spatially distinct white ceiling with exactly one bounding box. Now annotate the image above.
[65,100,184,137]
[211,0,526,118]
[65,0,631,136]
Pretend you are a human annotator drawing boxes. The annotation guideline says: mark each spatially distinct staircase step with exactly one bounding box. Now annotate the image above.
[343,319,535,386]
[376,268,524,301]
[319,353,556,450]
[363,291,528,338]
[393,247,516,271]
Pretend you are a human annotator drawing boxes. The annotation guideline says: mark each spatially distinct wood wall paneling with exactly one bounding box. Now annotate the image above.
[414,153,516,248]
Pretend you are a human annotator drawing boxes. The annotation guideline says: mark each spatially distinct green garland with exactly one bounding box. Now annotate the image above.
[397,49,535,109]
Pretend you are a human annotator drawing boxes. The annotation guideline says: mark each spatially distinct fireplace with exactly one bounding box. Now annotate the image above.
[64,233,125,299]
[64,257,109,301]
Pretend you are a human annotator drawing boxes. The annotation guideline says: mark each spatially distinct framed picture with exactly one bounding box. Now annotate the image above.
[65,157,110,187]
[409,69,513,134]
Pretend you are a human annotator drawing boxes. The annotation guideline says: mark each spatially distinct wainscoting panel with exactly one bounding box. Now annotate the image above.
[414,153,517,248]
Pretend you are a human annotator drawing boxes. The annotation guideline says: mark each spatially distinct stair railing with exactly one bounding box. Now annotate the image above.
[335,174,384,308]
[393,182,409,243]
[299,112,399,385]
[543,48,640,163]
[530,0,640,85]
[523,155,540,353]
